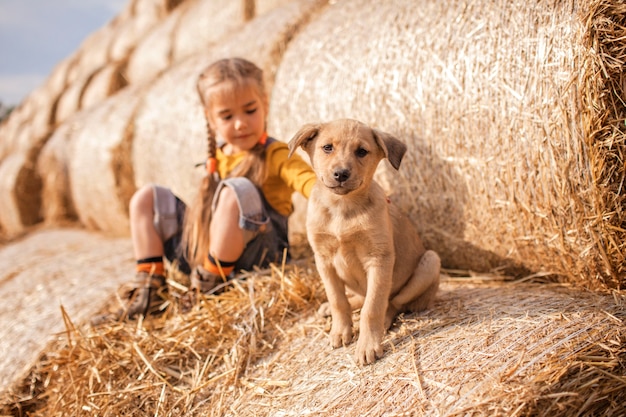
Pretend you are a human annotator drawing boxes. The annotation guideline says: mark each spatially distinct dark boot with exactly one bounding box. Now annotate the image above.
[180,266,224,311]
[190,266,222,293]
[91,272,168,326]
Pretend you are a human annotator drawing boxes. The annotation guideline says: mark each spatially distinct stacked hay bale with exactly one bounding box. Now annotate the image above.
[125,0,296,90]
[34,0,327,235]
[2,272,624,416]
[132,0,327,205]
[124,6,184,84]
[65,87,147,235]
[0,0,188,238]
[0,86,54,236]
[269,0,625,290]
[37,120,78,224]
[108,0,182,62]
[80,61,129,110]
[172,0,294,63]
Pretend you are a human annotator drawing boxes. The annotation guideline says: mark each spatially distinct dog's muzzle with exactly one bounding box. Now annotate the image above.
[333,168,350,183]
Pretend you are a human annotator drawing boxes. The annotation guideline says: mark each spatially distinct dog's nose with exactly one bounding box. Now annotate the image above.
[333,169,350,183]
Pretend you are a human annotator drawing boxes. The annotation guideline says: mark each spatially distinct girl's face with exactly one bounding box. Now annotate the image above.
[206,82,267,155]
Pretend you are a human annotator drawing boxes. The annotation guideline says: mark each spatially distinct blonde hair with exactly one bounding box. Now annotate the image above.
[183,57,269,267]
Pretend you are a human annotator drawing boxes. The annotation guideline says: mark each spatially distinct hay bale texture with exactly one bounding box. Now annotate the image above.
[0,0,188,239]
[80,60,129,110]
[171,0,296,64]
[0,86,54,161]
[268,0,626,290]
[37,121,79,224]
[124,6,183,84]
[66,86,147,235]
[0,229,132,393]
[132,0,326,205]
[0,86,60,237]
[0,85,56,236]
[107,0,174,62]
[0,153,42,236]
[1,268,624,416]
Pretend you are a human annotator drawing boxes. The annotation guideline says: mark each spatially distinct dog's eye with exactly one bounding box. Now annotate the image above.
[322,144,333,153]
[355,148,369,158]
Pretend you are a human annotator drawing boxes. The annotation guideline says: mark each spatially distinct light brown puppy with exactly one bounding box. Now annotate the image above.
[288,119,441,365]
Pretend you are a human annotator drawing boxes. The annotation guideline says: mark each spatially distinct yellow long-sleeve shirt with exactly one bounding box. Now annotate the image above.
[216,138,316,216]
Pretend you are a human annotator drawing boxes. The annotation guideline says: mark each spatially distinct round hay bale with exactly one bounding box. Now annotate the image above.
[170,0,242,62]
[80,61,129,110]
[172,0,299,63]
[9,123,36,160]
[73,24,118,81]
[269,0,625,290]
[124,6,183,84]
[211,0,327,94]
[0,228,133,393]
[0,88,53,155]
[37,120,79,224]
[0,105,30,162]
[132,0,326,204]
[108,5,164,62]
[131,54,207,204]
[14,86,55,151]
[54,78,87,125]
[256,0,305,15]
[67,86,145,236]
[45,56,74,99]
[0,152,42,237]
[131,0,170,17]
[61,53,83,88]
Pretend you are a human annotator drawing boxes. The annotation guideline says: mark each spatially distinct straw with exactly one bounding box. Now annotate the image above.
[1,263,623,416]
[269,0,625,290]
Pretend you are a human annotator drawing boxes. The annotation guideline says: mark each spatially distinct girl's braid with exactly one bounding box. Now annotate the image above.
[205,116,218,175]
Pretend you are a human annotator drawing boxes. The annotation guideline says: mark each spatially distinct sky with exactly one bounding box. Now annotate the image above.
[0,0,126,106]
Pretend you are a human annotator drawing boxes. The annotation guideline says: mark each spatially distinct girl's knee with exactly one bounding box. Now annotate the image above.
[214,186,240,217]
[130,184,155,217]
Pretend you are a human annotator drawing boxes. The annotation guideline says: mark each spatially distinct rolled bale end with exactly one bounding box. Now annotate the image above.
[0,152,43,237]
[211,0,328,95]
[269,0,624,290]
[0,106,28,161]
[54,79,86,126]
[24,92,55,153]
[579,0,626,288]
[68,88,143,236]
[108,5,165,62]
[171,1,245,63]
[37,121,79,224]
[132,54,208,204]
[125,10,180,85]
[73,24,118,82]
[81,61,129,111]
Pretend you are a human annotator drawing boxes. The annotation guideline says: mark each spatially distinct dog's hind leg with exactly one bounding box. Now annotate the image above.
[386,250,441,328]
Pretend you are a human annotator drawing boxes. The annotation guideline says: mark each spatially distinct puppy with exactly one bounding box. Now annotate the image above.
[288,119,440,365]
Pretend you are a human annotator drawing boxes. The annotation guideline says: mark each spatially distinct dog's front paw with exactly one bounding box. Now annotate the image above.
[330,321,353,348]
[354,332,383,365]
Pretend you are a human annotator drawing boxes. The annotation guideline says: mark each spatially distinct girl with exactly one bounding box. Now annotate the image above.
[93,57,316,324]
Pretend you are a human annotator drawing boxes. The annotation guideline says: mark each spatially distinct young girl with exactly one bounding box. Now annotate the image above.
[94,57,316,324]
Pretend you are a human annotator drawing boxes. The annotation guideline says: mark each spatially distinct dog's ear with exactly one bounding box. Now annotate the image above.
[372,129,407,170]
[288,123,321,158]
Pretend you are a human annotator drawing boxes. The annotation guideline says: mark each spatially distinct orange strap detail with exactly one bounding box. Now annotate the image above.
[203,258,234,277]
[136,262,165,276]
